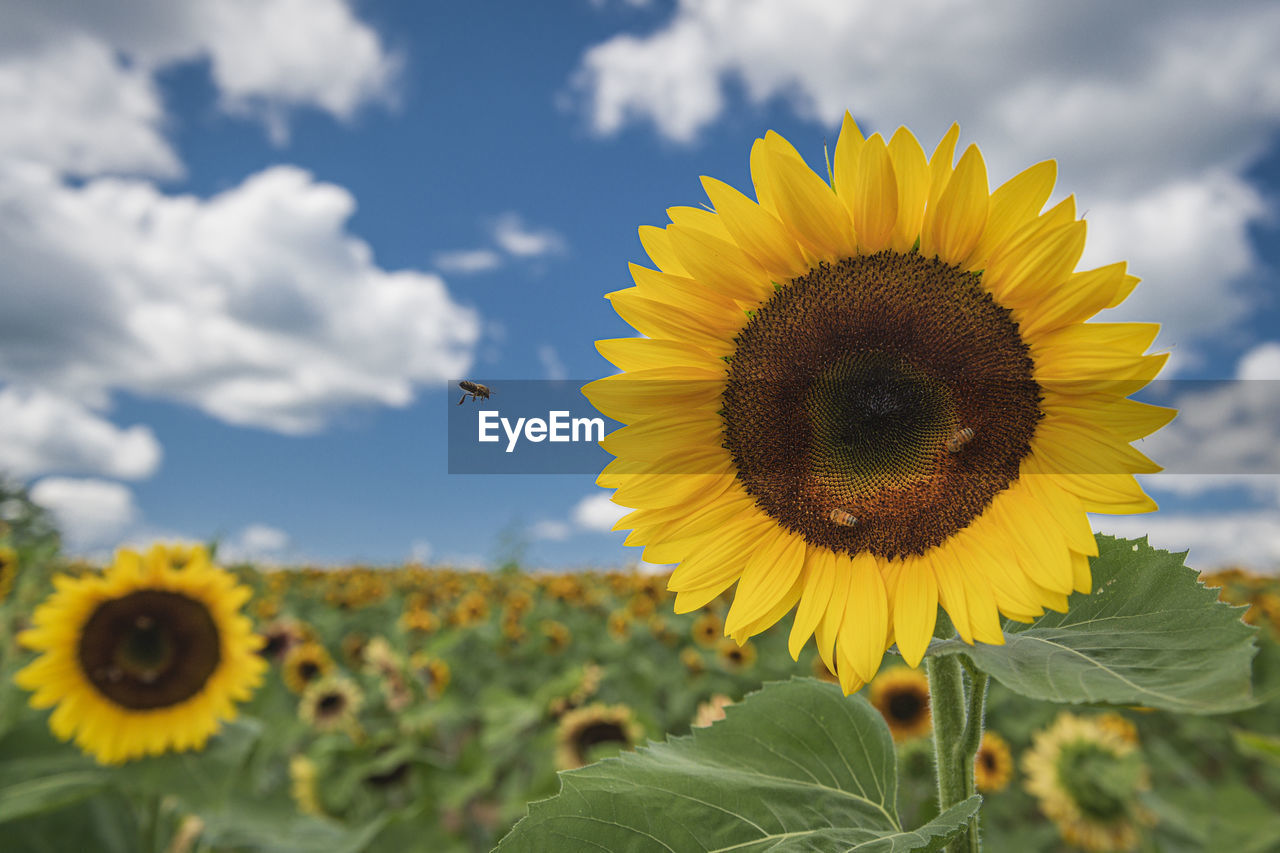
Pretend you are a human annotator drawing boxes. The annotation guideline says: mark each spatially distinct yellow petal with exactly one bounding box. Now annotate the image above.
[838,552,889,683]
[595,337,724,373]
[969,160,1057,270]
[986,220,1087,308]
[766,144,857,261]
[848,134,898,253]
[789,548,838,660]
[583,367,723,422]
[932,545,973,644]
[638,225,687,276]
[724,532,806,637]
[927,123,961,210]
[700,176,809,281]
[815,553,852,675]
[667,205,732,240]
[892,556,937,668]
[922,143,989,265]
[1040,393,1177,443]
[887,126,930,252]
[666,223,776,304]
[1016,261,1131,338]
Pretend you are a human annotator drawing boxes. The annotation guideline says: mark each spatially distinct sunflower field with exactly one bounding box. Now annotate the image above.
[1,481,1279,852]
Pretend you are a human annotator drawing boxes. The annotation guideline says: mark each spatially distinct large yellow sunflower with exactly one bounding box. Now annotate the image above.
[14,544,266,764]
[584,115,1173,694]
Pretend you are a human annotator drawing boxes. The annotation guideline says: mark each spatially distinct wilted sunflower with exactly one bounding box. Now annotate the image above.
[298,675,363,733]
[1023,712,1150,852]
[869,666,932,742]
[584,115,1172,694]
[974,730,1014,792]
[555,703,644,770]
[14,544,265,764]
[282,641,333,694]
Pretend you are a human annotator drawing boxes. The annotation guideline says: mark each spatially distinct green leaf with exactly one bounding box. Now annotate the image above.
[496,678,980,852]
[0,771,108,824]
[929,535,1257,713]
[1231,729,1280,767]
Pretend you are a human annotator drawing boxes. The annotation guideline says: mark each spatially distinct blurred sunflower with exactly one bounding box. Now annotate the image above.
[282,641,333,694]
[258,618,307,662]
[409,651,450,698]
[540,619,572,653]
[1023,713,1150,852]
[555,703,644,770]
[680,647,706,676]
[716,637,757,671]
[869,666,931,742]
[690,610,722,647]
[298,675,363,733]
[0,543,17,603]
[584,115,1172,693]
[974,730,1014,792]
[14,544,265,764]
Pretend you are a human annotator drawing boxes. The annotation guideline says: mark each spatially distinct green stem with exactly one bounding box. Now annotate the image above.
[927,654,988,852]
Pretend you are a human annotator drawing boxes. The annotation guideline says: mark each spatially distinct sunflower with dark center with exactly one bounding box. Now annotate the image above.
[1023,713,1151,852]
[282,641,333,694]
[555,703,644,770]
[869,666,932,742]
[974,730,1014,792]
[715,637,757,670]
[691,610,722,647]
[14,544,265,764]
[299,675,363,733]
[584,115,1173,693]
[258,618,306,662]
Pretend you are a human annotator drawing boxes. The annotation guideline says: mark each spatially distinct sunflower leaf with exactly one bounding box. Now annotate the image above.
[495,678,980,852]
[928,535,1257,713]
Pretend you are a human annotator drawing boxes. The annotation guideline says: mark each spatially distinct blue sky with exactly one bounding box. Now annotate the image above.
[2,0,1279,571]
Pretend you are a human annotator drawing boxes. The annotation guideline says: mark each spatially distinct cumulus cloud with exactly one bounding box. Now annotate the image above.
[538,344,568,381]
[30,477,138,550]
[569,0,1280,361]
[530,519,573,541]
[572,491,629,532]
[0,387,162,480]
[0,164,480,434]
[1094,511,1280,572]
[0,0,397,147]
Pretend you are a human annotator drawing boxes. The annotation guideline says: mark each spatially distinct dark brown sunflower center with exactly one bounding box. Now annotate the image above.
[980,749,998,771]
[317,692,347,717]
[722,251,1041,558]
[575,721,629,752]
[887,689,927,723]
[78,590,221,710]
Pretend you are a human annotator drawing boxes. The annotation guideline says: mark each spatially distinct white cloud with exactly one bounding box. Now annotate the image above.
[30,477,137,550]
[1238,342,1280,381]
[530,519,573,541]
[570,0,1280,363]
[492,212,566,258]
[0,164,481,434]
[0,387,162,480]
[220,522,291,563]
[572,491,628,532]
[0,0,397,148]
[434,249,503,274]
[1094,510,1280,572]
[538,344,568,381]
[409,539,433,564]
[0,36,179,178]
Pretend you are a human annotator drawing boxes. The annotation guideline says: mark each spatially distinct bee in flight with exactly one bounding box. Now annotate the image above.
[945,426,975,453]
[828,507,858,528]
[457,380,492,405]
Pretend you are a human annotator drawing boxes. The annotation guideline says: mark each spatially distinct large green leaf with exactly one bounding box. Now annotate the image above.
[929,535,1256,713]
[496,678,980,852]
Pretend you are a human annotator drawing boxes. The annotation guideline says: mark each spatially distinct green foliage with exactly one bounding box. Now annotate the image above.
[496,679,981,852]
[929,535,1258,713]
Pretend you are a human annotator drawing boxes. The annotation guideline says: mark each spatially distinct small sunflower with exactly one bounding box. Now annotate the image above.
[555,703,644,770]
[680,646,706,676]
[585,116,1172,694]
[607,608,631,640]
[259,618,307,662]
[541,619,572,653]
[716,637,757,670]
[1023,713,1150,852]
[409,651,450,698]
[691,610,722,647]
[282,641,333,694]
[869,666,932,742]
[974,730,1014,792]
[14,544,265,764]
[298,675,363,733]
[452,591,489,626]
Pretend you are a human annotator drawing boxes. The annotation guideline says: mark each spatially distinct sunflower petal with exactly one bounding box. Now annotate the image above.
[893,556,938,668]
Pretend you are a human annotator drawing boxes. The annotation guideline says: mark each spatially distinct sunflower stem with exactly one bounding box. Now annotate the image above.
[927,654,983,852]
